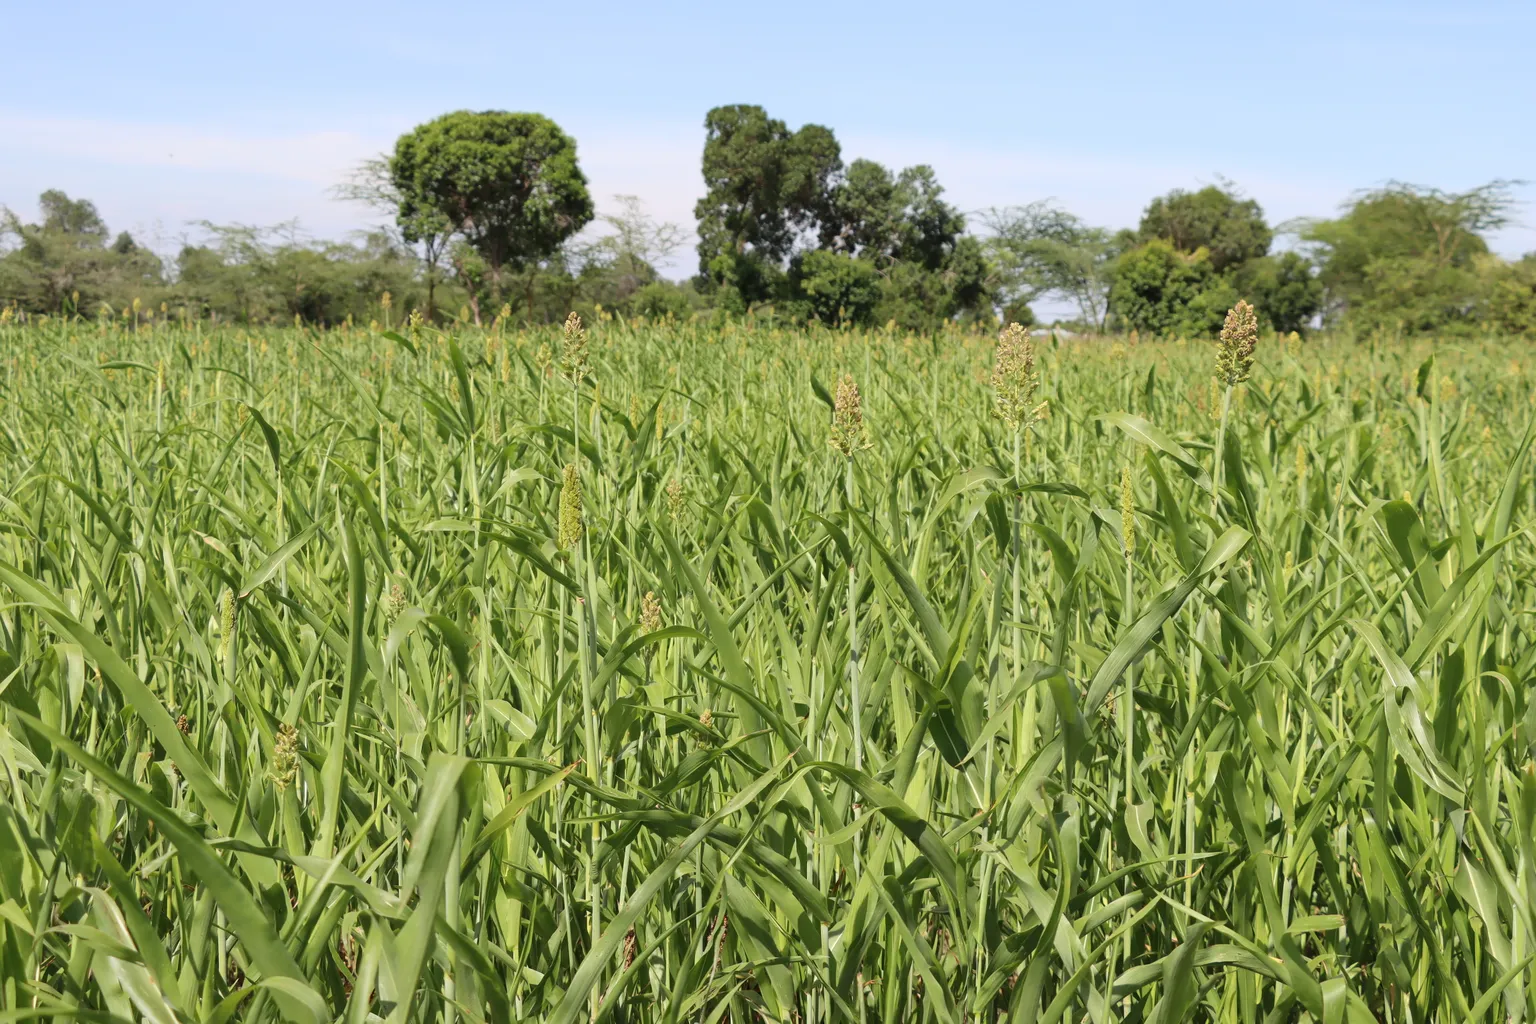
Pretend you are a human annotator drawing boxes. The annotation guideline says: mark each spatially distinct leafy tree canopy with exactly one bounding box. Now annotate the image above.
[1231,252,1323,335]
[822,161,966,271]
[1108,240,1236,337]
[694,105,841,283]
[1138,184,1272,272]
[1301,180,1519,331]
[0,191,162,314]
[389,111,594,301]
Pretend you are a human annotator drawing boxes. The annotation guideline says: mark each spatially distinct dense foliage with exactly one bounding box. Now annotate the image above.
[2,315,1535,1022]
[3,109,1533,336]
[694,108,988,329]
[389,110,595,324]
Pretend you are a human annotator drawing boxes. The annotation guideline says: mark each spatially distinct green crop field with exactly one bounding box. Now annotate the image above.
[1,313,1534,1023]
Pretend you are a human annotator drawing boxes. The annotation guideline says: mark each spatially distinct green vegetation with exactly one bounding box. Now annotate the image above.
[2,310,1535,1022]
[4,106,1532,336]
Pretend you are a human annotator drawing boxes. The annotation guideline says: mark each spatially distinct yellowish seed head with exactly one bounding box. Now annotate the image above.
[992,323,1040,430]
[1119,465,1135,557]
[666,476,685,521]
[640,591,662,633]
[829,374,868,457]
[560,312,589,385]
[218,588,237,662]
[1215,300,1259,387]
[269,723,301,791]
[558,464,584,549]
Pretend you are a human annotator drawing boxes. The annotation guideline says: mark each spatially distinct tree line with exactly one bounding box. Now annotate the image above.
[3,105,1533,336]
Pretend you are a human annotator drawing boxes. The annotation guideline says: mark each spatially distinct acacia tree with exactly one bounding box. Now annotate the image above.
[389,111,593,322]
[0,191,163,314]
[335,157,455,321]
[982,202,1121,330]
[1302,180,1520,330]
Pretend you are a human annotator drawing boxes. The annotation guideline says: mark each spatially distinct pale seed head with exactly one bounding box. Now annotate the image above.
[829,374,868,457]
[640,591,662,634]
[1216,300,1259,387]
[560,312,589,385]
[558,464,584,549]
[992,322,1040,431]
[666,476,685,521]
[269,723,301,791]
[218,587,236,662]
[385,576,407,626]
[1119,465,1135,557]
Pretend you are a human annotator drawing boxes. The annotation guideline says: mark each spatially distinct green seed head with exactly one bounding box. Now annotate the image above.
[269,723,301,791]
[558,463,584,549]
[1119,465,1135,557]
[640,591,662,634]
[1216,300,1259,387]
[828,374,868,457]
[218,587,236,662]
[992,322,1041,431]
[666,476,685,521]
[560,312,589,385]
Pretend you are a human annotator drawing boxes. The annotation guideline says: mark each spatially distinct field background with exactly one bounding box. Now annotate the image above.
[1,318,1534,1023]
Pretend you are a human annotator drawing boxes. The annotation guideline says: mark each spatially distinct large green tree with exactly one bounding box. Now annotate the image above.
[389,111,593,321]
[0,191,163,314]
[822,161,965,271]
[1232,251,1323,334]
[1485,254,1536,336]
[1109,240,1236,337]
[1138,184,1272,272]
[786,158,987,329]
[694,105,841,309]
[1302,180,1517,332]
[1110,182,1322,336]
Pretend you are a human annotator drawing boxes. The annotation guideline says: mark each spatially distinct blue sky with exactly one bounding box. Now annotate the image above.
[3,0,1532,274]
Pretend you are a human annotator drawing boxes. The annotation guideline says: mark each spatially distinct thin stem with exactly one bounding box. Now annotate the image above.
[845,455,862,774]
